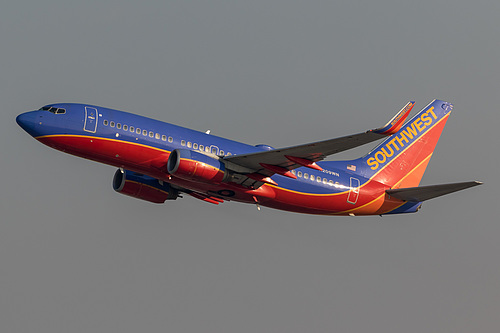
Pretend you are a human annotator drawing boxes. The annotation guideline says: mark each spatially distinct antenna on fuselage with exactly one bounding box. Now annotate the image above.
[252,196,261,211]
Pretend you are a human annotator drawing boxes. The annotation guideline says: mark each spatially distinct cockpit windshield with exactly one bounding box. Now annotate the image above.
[40,106,66,114]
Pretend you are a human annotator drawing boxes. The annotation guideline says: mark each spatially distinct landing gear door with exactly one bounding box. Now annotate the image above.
[347,177,360,204]
[84,106,98,133]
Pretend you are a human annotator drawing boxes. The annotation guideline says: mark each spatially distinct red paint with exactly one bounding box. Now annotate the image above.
[285,155,323,171]
[37,134,407,215]
[174,158,226,184]
[259,163,297,179]
[119,180,173,204]
[246,173,279,186]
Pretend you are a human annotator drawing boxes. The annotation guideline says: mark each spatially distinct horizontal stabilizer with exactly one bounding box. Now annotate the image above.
[386,181,482,202]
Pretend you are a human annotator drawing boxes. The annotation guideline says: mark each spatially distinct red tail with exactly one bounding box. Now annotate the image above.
[358,100,452,188]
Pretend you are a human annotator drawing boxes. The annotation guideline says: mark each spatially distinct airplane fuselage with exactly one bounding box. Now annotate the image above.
[17,102,459,216]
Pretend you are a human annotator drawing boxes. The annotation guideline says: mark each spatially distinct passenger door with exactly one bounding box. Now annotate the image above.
[347,177,360,204]
[84,106,98,133]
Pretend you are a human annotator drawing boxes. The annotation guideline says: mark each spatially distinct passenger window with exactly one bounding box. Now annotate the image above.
[123,125,128,131]
[304,173,309,179]
[143,130,147,136]
[328,180,334,186]
[206,146,210,153]
[227,152,232,156]
[155,133,160,139]
[162,135,166,141]
[136,128,141,134]
[310,175,315,181]
[199,145,204,151]
[291,170,296,175]
[149,131,154,138]
[110,121,115,127]
[211,147,217,154]
[187,142,192,148]
[181,140,186,146]
[117,123,121,129]
[103,120,108,126]
[130,126,134,132]
[168,137,173,143]
[193,143,198,149]
[298,171,302,177]
[323,178,327,184]
[220,150,224,156]
[317,176,321,182]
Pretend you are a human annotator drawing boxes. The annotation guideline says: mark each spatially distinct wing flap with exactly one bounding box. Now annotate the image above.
[386,181,482,202]
[188,192,225,205]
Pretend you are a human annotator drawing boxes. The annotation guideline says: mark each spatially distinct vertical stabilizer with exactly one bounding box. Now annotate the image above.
[356,99,452,188]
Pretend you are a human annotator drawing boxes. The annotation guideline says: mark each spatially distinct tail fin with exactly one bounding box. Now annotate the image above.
[356,99,453,188]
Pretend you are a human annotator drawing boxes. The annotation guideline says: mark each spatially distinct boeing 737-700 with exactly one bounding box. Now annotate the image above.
[16,99,481,216]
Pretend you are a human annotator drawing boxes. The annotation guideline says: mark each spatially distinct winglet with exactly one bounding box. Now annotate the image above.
[371,101,415,136]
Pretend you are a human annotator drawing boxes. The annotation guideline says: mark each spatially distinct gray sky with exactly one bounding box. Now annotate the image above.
[1,1,499,332]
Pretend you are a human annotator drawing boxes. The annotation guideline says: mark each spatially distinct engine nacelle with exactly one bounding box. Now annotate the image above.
[113,169,178,203]
[167,149,228,184]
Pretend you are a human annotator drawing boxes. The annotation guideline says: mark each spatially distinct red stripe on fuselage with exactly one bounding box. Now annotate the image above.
[36,135,277,205]
[36,134,408,215]
[37,135,171,179]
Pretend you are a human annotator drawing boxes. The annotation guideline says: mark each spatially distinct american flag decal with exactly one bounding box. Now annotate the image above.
[347,164,356,171]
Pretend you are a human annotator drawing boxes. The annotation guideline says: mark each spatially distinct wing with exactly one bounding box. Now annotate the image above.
[223,101,414,185]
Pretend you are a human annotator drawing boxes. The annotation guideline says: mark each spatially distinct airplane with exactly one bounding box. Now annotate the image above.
[16,99,481,216]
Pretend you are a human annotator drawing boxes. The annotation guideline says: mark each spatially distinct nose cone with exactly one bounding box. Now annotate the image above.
[16,111,40,137]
